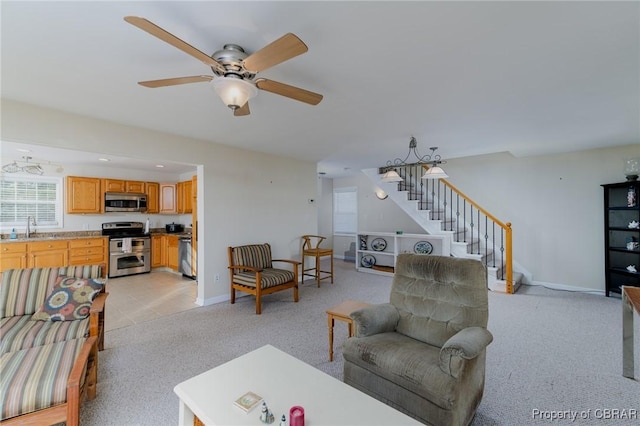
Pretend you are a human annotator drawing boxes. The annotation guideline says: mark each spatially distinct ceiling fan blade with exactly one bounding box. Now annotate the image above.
[139,75,213,88]
[243,33,308,73]
[255,78,323,105]
[124,16,224,72]
[234,102,251,116]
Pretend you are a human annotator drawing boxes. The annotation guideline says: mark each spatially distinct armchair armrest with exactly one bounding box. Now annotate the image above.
[439,327,493,378]
[350,303,399,337]
[90,292,108,315]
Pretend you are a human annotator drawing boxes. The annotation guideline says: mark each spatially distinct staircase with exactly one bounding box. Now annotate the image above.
[363,166,523,293]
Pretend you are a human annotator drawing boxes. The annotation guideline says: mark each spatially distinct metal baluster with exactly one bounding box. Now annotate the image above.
[476,209,481,254]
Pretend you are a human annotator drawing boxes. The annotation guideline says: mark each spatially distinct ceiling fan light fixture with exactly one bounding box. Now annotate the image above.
[211,76,258,111]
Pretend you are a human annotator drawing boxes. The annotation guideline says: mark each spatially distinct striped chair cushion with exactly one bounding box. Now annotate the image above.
[233,244,273,271]
[58,265,103,280]
[0,315,89,355]
[0,265,103,319]
[233,269,295,289]
[0,338,87,421]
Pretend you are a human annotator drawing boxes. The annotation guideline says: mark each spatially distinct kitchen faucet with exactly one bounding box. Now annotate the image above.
[25,216,35,238]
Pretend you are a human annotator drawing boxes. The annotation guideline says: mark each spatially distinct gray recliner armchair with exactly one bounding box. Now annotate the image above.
[343,254,493,426]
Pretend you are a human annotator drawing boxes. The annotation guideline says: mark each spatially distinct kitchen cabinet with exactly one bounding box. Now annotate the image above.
[66,176,102,214]
[103,179,146,194]
[602,181,640,296]
[125,180,146,193]
[28,240,69,268]
[68,237,108,266]
[0,237,109,272]
[146,182,160,214]
[177,179,193,214]
[0,242,28,271]
[151,235,166,267]
[103,179,126,192]
[167,235,179,271]
[159,184,176,214]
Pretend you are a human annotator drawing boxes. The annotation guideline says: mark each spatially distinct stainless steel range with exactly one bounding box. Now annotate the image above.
[102,222,151,278]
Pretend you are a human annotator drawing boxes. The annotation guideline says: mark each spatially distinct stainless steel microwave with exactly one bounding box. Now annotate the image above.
[104,192,147,212]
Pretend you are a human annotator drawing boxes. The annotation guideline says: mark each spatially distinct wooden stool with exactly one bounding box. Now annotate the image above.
[301,235,334,287]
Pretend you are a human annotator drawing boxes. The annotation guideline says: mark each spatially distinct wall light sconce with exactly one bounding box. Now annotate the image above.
[375,189,388,200]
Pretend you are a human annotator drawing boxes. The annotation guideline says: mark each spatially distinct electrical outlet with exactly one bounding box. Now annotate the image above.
[214,274,220,282]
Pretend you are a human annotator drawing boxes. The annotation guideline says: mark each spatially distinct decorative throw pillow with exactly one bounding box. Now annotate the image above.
[31,276,105,321]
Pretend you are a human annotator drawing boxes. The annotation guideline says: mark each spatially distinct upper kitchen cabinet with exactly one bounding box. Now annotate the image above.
[103,179,125,192]
[66,176,102,214]
[146,182,160,214]
[126,180,146,193]
[103,179,146,193]
[177,179,193,214]
[159,183,176,214]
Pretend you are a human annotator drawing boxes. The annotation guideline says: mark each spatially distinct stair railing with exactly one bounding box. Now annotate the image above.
[383,164,514,293]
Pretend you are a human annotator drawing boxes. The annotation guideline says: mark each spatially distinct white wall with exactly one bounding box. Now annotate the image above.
[331,144,640,292]
[1,99,318,305]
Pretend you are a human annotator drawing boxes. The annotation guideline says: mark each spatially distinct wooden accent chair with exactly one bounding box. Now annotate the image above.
[228,244,300,314]
[301,235,334,287]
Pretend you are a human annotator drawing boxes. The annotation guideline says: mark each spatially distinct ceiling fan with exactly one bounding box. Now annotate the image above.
[124,16,323,116]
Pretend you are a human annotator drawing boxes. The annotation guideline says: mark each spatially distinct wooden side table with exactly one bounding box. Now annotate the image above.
[622,286,640,379]
[326,300,371,362]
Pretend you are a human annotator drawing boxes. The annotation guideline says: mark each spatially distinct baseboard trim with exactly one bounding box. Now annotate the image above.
[529,280,604,295]
[197,294,229,306]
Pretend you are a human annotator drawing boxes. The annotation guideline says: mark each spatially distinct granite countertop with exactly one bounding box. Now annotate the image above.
[1,228,193,242]
[0,231,104,243]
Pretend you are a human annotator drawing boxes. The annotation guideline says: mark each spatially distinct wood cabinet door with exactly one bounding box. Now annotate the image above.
[151,235,166,267]
[0,243,28,272]
[29,249,68,268]
[146,182,159,213]
[66,176,102,213]
[183,180,193,213]
[103,179,126,192]
[167,236,179,271]
[126,181,146,193]
[160,184,176,214]
[176,182,185,213]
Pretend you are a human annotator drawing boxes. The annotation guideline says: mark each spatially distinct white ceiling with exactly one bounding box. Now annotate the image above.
[1,1,638,177]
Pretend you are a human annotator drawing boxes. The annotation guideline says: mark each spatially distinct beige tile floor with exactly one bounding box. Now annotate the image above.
[104,270,197,332]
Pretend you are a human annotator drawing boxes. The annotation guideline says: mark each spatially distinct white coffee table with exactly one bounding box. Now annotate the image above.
[174,344,422,425]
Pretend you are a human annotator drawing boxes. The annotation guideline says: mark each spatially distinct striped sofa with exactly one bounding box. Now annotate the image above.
[228,243,300,314]
[0,264,107,425]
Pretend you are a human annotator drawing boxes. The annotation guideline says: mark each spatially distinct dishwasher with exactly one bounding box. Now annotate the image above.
[178,236,195,279]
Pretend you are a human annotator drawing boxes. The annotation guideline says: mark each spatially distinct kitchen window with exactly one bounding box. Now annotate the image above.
[0,175,63,230]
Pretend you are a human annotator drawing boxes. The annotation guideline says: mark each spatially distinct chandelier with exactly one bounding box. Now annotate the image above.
[1,156,62,175]
[380,137,449,182]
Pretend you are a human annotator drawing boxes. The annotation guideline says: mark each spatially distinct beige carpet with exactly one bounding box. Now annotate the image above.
[81,260,640,425]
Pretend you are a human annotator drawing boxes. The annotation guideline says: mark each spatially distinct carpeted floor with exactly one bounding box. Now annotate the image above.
[81,260,640,425]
